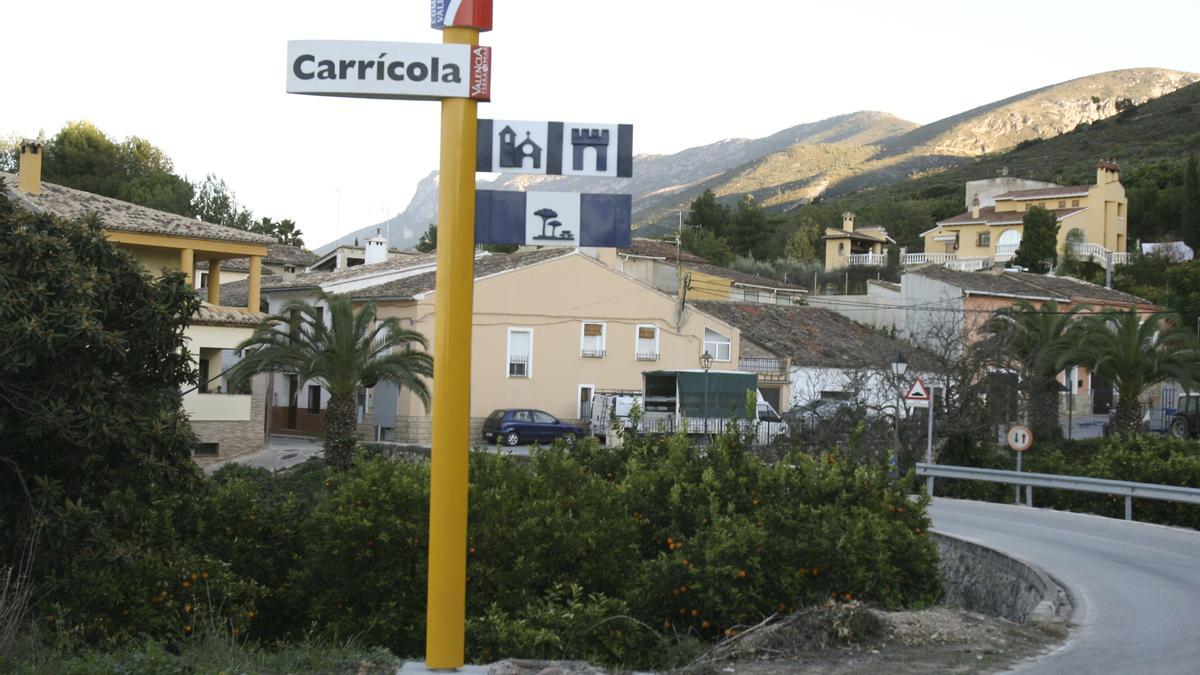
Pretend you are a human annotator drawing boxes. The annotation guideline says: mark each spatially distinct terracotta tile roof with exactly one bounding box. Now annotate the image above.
[620,238,710,264]
[196,244,317,272]
[908,266,1155,307]
[687,263,810,292]
[350,248,574,300]
[619,238,807,292]
[822,227,894,244]
[936,205,1086,227]
[192,302,268,328]
[993,185,1091,200]
[219,248,574,306]
[692,301,931,369]
[1,172,275,245]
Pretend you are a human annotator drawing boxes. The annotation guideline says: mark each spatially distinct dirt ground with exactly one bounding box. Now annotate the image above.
[676,604,1069,675]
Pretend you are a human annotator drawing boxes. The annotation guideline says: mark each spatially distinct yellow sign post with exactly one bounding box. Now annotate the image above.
[426,20,486,672]
[288,3,492,667]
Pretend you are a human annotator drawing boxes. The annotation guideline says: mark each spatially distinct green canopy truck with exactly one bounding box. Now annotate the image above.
[641,369,782,440]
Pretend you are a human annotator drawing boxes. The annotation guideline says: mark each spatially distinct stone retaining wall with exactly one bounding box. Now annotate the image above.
[933,531,1071,624]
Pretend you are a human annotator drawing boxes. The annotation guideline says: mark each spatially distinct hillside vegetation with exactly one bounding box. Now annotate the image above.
[804,80,1200,248]
[634,68,1197,233]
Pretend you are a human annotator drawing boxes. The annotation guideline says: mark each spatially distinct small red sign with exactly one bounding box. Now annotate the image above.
[469,45,492,101]
[432,0,493,32]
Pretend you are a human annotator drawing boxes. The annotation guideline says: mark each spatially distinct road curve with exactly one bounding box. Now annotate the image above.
[928,498,1200,674]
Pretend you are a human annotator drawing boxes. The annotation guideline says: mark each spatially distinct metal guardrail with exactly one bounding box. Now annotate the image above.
[916,463,1200,521]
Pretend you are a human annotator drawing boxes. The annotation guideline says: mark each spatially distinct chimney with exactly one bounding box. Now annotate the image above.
[971,194,981,219]
[842,211,855,232]
[364,229,389,265]
[18,139,43,194]
[1097,159,1120,186]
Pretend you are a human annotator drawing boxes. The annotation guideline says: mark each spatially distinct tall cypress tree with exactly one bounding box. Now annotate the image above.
[1012,205,1060,273]
[1183,155,1200,253]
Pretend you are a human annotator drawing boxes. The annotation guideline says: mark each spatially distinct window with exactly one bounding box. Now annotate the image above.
[513,410,533,422]
[316,306,325,325]
[508,328,532,377]
[580,322,606,358]
[636,324,660,361]
[532,411,556,424]
[284,265,296,274]
[198,271,209,288]
[307,385,321,414]
[838,242,845,253]
[1058,200,1066,208]
[198,358,210,394]
[977,231,991,247]
[704,328,732,362]
[1072,199,1080,207]
[195,442,219,456]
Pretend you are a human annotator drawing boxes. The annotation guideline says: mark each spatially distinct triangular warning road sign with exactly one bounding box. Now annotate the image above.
[905,378,931,407]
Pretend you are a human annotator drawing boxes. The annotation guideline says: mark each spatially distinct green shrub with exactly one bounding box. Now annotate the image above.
[621,434,940,642]
[286,455,430,657]
[36,486,262,647]
[467,446,639,615]
[468,584,659,667]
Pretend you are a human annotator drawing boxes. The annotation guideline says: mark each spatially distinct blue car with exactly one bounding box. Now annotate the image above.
[482,409,583,447]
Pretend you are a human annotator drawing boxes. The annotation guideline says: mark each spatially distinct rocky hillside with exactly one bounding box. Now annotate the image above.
[878,68,1199,157]
[319,69,1197,250]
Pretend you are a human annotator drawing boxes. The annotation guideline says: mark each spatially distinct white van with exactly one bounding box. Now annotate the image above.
[590,393,642,441]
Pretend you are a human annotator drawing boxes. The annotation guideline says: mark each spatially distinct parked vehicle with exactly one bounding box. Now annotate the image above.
[1169,394,1200,438]
[482,409,584,446]
[589,392,642,441]
[783,398,852,431]
[640,369,784,442]
[1104,406,1153,436]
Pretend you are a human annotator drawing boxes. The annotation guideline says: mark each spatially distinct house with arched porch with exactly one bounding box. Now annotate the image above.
[910,160,1129,271]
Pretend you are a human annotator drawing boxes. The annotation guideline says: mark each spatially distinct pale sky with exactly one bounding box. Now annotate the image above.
[7,0,1200,249]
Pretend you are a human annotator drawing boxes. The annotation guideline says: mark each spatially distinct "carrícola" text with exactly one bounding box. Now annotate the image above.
[292,53,462,83]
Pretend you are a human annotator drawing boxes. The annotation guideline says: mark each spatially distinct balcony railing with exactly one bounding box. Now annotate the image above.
[581,348,606,358]
[739,357,787,374]
[994,243,1020,262]
[946,258,988,271]
[903,252,957,265]
[507,356,529,377]
[635,352,660,361]
[1069,242,1131,270]
[847,252,886,266]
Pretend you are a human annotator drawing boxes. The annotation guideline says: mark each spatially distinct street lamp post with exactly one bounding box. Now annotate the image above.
[891,353,908,479]
[701,350,713,443]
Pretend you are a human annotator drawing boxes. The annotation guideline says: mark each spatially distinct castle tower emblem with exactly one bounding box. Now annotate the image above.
[571,128,609,172]
[498,125,542,169]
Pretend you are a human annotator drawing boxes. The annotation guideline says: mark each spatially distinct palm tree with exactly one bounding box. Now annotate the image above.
[229,291,433,469]
[1069,310,1200,436]
[988,300,1090,442]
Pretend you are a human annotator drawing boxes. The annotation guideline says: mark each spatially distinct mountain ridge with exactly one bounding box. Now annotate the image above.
[317,68,1198,252]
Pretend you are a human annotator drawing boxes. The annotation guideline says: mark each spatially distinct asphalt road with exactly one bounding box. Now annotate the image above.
[928,498,1200,674]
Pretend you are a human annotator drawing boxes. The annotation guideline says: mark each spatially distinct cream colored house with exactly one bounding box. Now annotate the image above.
[914,160,1129,270]
[228,248,744,444]
[822,212,894,271]
[3,142,273,461]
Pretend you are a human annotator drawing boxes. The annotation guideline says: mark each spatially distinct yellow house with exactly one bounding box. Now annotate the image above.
[4,140,274,461]
[822,212,894,271]
[917,160,1128,269]
[227,248,747,444]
